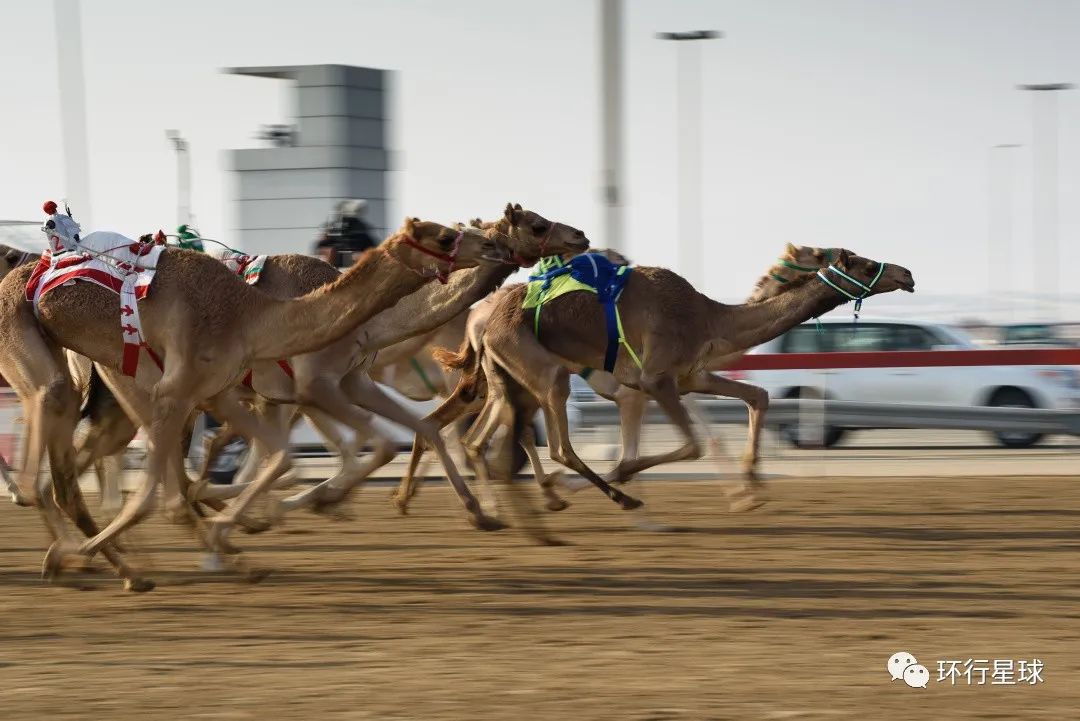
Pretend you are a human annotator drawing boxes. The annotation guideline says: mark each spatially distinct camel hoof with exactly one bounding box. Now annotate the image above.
[311,503,355,522]
[10,489,38,508]
[206,519,242,555]
[539,536,570,547]
[201,552,227,572]
[42,540,80,580]
[237,516,272,535]
[124,577,156,593]
[390,492,411,516]
[729,493,765,513]
[545,497,571,512]
[618,494,644,511]
[471,513,507,532]
[245,567,272,584]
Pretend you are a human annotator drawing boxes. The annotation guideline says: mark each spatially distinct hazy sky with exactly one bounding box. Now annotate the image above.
[1,0,1078,303]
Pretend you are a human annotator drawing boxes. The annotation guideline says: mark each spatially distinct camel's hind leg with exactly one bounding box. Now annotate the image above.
[679,372,769,511]
[393,371,485,514]
[340,370,501,531]
[466,361,560,544]
[484,339,642,512]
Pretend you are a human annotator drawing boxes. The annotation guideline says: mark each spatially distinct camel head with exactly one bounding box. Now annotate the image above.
[387,217,509,284]
[749,243,852,302]
[818,250,915,299]
[0,245,27,280]
[40,200,82,254]
[491,202,590,264]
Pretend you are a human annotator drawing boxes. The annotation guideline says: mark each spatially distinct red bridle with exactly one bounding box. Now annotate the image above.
[398,230,463,284]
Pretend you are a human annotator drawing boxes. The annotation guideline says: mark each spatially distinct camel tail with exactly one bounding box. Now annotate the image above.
[432,337,476,372]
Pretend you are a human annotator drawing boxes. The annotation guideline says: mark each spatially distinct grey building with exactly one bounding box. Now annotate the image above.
[224,64,390,255]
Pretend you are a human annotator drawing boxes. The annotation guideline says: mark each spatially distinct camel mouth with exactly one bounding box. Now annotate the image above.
[900,280,915,293]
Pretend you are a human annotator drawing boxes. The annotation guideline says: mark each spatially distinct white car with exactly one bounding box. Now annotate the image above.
[728,318,1080,448]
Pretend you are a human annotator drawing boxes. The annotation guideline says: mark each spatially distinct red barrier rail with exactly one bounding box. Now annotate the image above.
[727,348,1080,371]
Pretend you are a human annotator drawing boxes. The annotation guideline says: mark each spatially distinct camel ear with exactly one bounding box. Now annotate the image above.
[783,242,798,259]
[469,217,483,228]
[513,203,523,211]
[403,216,418,235]
[504,203,521,226]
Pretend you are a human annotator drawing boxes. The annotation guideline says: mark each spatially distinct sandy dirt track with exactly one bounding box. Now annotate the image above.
[0,476,1077,720]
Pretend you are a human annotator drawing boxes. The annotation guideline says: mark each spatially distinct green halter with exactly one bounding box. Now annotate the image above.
[815,262,886,320]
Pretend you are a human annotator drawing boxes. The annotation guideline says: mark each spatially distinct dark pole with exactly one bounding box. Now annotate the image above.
[657,30,721,291]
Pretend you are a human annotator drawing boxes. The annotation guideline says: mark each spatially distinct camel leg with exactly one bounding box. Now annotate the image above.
[271,406,393,518]
[680,373,769,512]
[608,373,704,482]
[196,420,241,483]
[96,454,124,514]
[46,420,144,586]
[341,371,502,531]
[520,425,568,512]
[459,395,507,516]
[75,388,197,560]
[199,390,295,555]
[686,395,730,465]
[393,373,484,514]
[488,384,563,545]
[486,346,642,511]
[562,386,649,494]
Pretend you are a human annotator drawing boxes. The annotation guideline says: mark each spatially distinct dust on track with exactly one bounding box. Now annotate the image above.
[0,476,1077,720]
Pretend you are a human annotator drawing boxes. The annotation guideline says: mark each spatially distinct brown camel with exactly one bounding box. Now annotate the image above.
[63,204,589,525]
[0,214,502,590]
[392,243,846,515]
[469,250,914,538]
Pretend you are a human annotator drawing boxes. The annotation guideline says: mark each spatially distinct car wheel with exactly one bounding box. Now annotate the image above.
[988,388,1043,448]
[778,388,847,449]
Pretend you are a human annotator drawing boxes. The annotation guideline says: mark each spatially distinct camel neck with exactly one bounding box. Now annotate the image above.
[358,261,519,352]
[246,246,430,360]
[703,277,849,354]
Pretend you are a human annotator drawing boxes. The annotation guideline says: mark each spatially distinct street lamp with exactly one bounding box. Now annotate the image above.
[1017,83,1073,317]
[165,129,192,228]
[657,29,722,291]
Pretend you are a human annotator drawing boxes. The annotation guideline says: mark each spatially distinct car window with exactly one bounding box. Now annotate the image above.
[828,324,890,352]
[887,324,937,351]
[780,325,825,353]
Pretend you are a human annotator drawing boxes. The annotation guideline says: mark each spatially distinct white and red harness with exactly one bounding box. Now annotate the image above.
[25,230,165,377]
[25,234,291,382]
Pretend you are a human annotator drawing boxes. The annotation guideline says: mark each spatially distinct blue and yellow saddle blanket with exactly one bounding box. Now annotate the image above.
[523,253,642,373]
